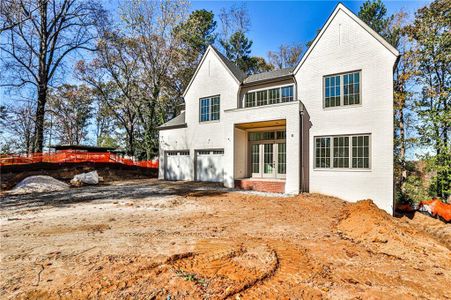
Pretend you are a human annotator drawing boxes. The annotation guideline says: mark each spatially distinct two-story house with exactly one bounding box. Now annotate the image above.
[157,3,399,214]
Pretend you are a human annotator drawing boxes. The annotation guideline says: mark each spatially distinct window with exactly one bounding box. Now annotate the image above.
[268,88,280,104]
[324,71,361,108]
[315,134,370,169]
[256,90,267,106]
[344,72,360,105]
[245,92,255,107]
[179,151,190,156]
[213,150,224,155]
[281,86,294,102]
[251,144,259,173]
[276,131,286,139]
[249,130,285,141]
[352,135,369,168]
[244,85,294,108]
[324,75,341,107]
[278,143,286,174]
[315,137,331,168]
[199,96,220,122]
[333,136,349,168]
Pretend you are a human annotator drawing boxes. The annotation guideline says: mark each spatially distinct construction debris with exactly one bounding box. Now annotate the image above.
[419,199,451,222]
[70,171,101,186]
[8,175,69,195]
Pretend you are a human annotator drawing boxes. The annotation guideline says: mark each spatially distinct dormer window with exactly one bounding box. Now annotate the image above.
[244,85,294,108]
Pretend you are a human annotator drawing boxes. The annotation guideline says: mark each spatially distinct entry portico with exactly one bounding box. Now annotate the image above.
[223,101,303,194]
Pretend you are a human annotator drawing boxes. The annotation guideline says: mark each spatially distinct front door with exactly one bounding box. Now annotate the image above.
[249,130,286,179]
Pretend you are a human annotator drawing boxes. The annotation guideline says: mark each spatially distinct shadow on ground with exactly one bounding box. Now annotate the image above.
[0,179,226,212]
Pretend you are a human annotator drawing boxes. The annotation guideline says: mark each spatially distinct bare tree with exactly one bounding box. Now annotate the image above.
[47,84,93,145]
[267,43,303,69]
[219,2,250,40]
[3,101,35,153]
[120,0,189,159]
[75,31,141,156]
[0,0,105,152]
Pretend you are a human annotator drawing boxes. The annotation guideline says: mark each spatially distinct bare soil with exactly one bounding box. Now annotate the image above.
[0,179,450,299]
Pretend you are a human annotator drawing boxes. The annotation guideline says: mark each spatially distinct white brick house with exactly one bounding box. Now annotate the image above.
[158,3,399,214]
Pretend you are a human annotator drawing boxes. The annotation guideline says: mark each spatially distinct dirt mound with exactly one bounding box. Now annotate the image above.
[7,176,69,195]
[337,200,450,259]
[399,212,451,250]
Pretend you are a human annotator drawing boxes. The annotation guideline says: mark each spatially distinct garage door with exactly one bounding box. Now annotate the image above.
[164,150,191,180]
[195,149,224,182]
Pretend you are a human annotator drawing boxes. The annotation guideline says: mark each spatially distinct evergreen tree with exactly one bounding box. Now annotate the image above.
[407,0,450,199]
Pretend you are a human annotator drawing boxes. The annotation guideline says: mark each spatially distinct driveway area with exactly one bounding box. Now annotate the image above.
[1,179,450,299]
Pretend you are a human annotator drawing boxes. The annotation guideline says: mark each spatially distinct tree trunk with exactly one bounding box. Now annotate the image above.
[33,80,47,153]
[33,0,48,153]
[399,106,407,194]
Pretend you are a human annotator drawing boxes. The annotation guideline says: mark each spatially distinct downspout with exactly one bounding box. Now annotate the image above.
[293,75,304,193]
[300,108,304,193]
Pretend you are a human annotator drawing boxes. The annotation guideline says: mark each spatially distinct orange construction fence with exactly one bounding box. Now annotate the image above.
[0,152,158,169]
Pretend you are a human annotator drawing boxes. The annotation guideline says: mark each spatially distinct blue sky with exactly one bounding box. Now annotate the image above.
[190,0,428,58]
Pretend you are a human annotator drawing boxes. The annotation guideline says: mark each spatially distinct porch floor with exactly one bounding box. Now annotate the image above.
[235,178,285,193]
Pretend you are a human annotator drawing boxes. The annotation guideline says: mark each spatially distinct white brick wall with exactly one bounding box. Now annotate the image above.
[295,8,397,213]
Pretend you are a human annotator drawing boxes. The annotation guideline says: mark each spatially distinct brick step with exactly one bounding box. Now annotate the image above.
[234,179,285,193]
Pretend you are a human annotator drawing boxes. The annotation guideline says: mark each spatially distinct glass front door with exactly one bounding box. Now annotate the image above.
[249,131,286,179]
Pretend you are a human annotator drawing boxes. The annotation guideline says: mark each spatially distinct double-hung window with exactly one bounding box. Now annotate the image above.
[315,134,370,169]
[324,71,361,108]
[199,95,220,122]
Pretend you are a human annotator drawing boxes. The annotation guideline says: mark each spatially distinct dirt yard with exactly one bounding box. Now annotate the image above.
[1,179,450,299]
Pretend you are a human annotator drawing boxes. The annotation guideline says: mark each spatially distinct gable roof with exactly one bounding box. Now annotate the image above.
[210,46,247,82]
[293,3,399,74]
[182,45,246,97]
[157,111,187,130]
[244,67,294,84]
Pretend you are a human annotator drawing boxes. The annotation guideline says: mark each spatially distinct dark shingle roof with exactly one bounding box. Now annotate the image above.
[210,46,247,82]
[157,111,187,130]
[210,46,294,85]
[244,67,294,84]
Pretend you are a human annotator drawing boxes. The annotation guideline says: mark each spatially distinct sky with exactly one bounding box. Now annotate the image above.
[189,0,428,58]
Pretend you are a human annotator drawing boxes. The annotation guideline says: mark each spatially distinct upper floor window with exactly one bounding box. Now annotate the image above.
[244,85,294,108]
[199,95,220,122]
[281,86,294,102]
[324,71,360,108]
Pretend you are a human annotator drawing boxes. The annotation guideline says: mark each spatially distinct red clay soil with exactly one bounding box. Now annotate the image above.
[0,179,450,299]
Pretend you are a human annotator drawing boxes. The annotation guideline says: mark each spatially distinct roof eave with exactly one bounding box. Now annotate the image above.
[157,123,188,131]
[242,75,295,87]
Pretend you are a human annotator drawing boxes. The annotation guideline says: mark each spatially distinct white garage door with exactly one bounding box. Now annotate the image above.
[165,150,191,180]
[196,149,224,182]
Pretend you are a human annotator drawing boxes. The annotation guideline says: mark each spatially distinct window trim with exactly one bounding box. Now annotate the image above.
[313,133,371,171]
[322,70,362,110]
[199,94,221,123]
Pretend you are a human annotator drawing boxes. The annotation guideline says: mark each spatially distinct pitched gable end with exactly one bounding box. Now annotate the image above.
[182,45,245,97]
[293,3,399,74]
